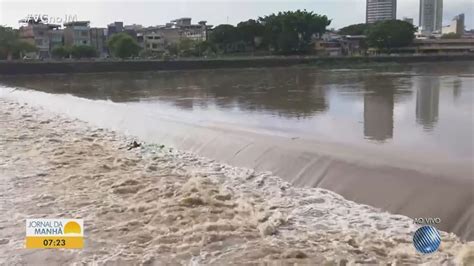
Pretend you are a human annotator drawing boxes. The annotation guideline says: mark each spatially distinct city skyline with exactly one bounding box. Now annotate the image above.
[1,0,473,30]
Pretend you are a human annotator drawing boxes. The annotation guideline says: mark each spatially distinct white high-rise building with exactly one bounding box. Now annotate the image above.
[366,0,397,24]
[419,0,443,34]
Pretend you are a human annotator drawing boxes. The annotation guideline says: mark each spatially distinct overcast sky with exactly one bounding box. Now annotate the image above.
[0,0,472,30]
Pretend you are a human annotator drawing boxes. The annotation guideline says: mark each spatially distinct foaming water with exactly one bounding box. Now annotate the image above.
[0,98,471,264]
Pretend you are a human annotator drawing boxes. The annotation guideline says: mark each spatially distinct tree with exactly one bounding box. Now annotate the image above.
[339,23,371,36]
[167,39,216,57]
[259,10,331,54]
[441,32,461,39]
[277,30,299,53]
[70,45,97,59]
[165,42,179,56]
[51,46,71,58]
[195,40,217,56]
[179,39,216,57]
[208,10,332,55]
[208,24,240,53]
[177,38,196,57]
[236,19,264,49]
[366,20,416,51]
[107,33,141,58]
[14,40,37,58]
[0,26,37,60]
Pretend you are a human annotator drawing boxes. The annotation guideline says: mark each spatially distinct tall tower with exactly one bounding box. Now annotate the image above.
[366,0,397,24]
[419,0,443,34]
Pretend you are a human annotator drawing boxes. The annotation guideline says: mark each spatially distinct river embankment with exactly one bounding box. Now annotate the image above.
[1,54,473,75]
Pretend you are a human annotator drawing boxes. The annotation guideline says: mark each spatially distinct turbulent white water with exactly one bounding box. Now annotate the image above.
[0,95,473,264]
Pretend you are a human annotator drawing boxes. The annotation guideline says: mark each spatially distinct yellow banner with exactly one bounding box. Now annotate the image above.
[26,236,84,249]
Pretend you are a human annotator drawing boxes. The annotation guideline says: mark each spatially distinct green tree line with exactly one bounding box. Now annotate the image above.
[2,14,420,60]
[208,10,331,55]
[51,45,97,59]
[339,20,417,51]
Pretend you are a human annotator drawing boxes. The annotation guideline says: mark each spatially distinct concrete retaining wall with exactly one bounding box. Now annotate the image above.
[1,55,473,75]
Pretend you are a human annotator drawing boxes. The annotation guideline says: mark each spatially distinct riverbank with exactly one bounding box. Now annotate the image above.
[1,54,474,75]
[0,98,473,264]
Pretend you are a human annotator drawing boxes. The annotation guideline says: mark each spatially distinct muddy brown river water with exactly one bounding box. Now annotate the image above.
[1,61,473,240]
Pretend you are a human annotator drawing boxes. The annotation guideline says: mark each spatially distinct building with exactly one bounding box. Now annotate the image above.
[412,39,474,53]
[403,17,414,25]
[106,22,141,42]
[174,18,210,41]
[64,21,91,46]
[340,35,367,55]
[419,0,443,34]
[107,21,123,36]
[18,19,62,58]
[90,28,107,57]
[137,18,211,54]
[124,24,143,31]
[442,14,465,36]
[138,27,181,50]
[366,0,397,24]
[463,29,474,39]
[124,24,143,39]
[313,40,342,56]
[48,28,64,50]
[141,32,166,52]
[368,38,474,54]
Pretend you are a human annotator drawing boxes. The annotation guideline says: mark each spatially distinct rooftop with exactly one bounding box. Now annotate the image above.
[64,21,90,27]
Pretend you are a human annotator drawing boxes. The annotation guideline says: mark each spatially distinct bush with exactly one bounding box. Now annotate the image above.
[441,33,461,39]
[70,45,97,59]
[366,20,416,51]
[107,33,141,58]
[51,46,70,58]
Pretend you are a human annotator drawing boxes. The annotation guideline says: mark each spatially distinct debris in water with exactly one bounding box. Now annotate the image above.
[127,141,142,150]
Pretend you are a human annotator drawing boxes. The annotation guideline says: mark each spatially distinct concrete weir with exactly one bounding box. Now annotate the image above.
[0,86,472,240]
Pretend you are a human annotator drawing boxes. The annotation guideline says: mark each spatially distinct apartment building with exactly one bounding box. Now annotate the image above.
[142,32,167,52]
[137,18,211,53]
[171,18,211,41]
[366,0,397,24]
[49,28,64,50]
[107,21,123,36]
[90,28,107,57]
[419,0,443,34]
[64,21,91,46]
[18,19,62,58]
